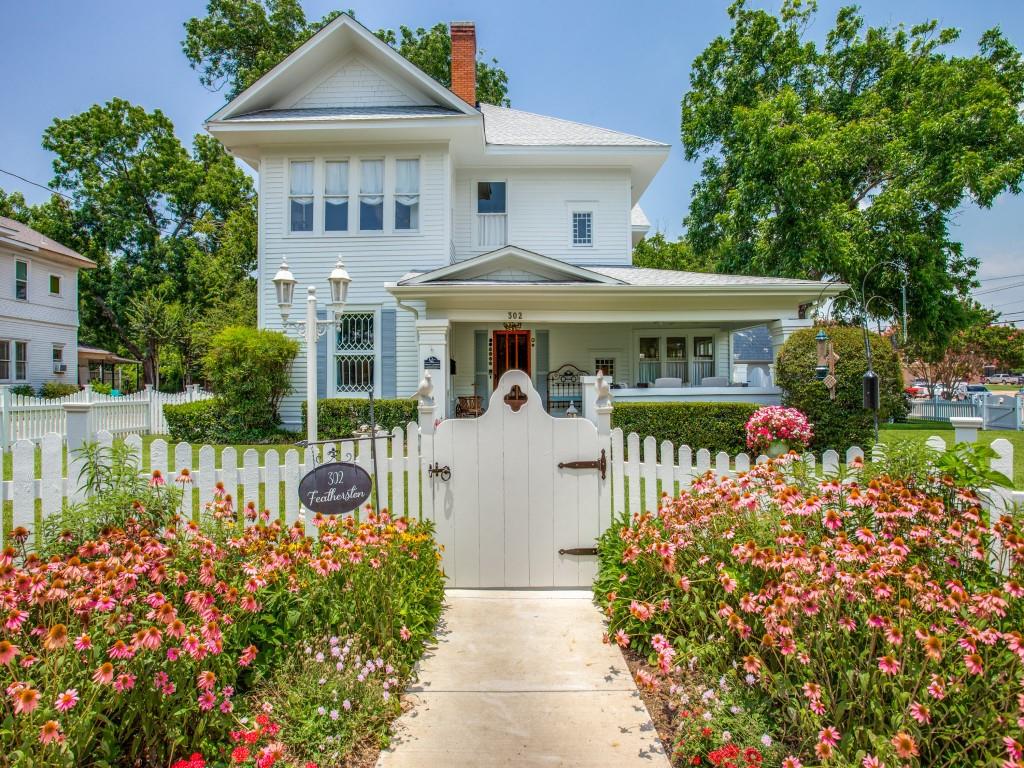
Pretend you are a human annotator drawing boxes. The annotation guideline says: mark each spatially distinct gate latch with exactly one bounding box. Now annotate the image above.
[558,449,607,480]
[427,462,451,481]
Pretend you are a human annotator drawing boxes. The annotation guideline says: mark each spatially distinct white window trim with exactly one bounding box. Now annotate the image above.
[569,208,595,248]
[393,157,421,233]
[322,157,352,234]
[0,339,10,382]
[330,305,382,398]
[630,329,721,387]
[14,259,28,301]
[473,177,509,250]
[2,339,30,382]
[287,159,316,236]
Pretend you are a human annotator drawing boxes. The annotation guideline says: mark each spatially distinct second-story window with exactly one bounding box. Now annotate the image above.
[324,161,349,232]
[359,160,384,231]
[477,181,507,248]
[395,159,420,230]
[572,211,593,246]
[49,274,61,295]
[15,260,27,300]
[289,161,314,232]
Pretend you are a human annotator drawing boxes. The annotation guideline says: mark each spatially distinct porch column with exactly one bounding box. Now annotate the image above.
[416,319,451,419]
[766,318,812,384]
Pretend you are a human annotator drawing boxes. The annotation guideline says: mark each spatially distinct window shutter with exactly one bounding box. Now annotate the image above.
[316,309,328,400]
[534,330,549,407]
[380,308,397,398]
[473,331,489,397]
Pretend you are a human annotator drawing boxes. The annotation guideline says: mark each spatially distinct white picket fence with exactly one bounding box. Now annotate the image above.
[0,385,213,447]
[2,423,1019,551]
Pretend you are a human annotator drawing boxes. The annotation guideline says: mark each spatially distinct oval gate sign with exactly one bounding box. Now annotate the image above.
[298,461,373,515]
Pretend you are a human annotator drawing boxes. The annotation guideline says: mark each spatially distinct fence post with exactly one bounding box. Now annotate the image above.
[64,402,93,502]
[950,416,983,444]
[0,385,9,451]
[144,384,154,434]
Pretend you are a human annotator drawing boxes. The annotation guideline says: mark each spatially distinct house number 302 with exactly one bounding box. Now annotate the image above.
[507,311,523,320]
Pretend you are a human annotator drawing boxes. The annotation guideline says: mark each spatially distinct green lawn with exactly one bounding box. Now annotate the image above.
[879,421,1023,488]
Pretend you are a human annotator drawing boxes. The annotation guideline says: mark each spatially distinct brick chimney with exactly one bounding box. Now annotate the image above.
[450,21,477,106]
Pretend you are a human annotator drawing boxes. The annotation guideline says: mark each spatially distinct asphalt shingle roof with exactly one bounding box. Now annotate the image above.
[585,266,832,287]
[479,104,667,147]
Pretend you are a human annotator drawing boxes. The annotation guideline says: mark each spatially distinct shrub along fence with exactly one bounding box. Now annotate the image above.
[0,384,213,447]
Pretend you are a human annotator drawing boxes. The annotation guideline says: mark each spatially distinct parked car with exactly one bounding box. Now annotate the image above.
[987,373,1021,385]
[965,384,989,402]
[905,385,929,398]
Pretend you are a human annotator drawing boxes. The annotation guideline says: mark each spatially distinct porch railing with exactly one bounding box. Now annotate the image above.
[637,360,716,386]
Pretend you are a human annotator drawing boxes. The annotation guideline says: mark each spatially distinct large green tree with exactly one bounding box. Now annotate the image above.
[681,1,1024,345]
[182,0,510,104]
[9,98,258,386]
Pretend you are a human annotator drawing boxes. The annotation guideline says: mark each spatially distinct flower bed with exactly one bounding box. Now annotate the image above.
[0,490,443,766]
[596,453,1024,767]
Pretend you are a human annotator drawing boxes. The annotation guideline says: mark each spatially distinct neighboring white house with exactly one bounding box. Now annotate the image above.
[207,15,846,428]
[0,216,95,391]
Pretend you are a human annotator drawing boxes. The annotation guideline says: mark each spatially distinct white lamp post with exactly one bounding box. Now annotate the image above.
[273,256,352,444]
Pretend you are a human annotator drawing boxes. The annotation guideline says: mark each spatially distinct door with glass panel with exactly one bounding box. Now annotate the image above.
[492,330,530,388]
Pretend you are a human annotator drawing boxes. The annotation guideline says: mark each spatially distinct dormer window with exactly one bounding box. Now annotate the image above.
[477,181,507,248]
[359,160,384,231]
[289,161,314,232]
[324,161,349,232]
[395,159,420,230]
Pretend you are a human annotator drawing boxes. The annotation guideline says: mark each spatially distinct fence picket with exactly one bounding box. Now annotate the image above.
[391,426,405,519]
[735,452,750,474]
[265,450,280,520]
[242,449,260,521]
[659,439,674,501]
[845,446,864,465]
[198,445,215,512]
[284,449,300,529]
[40,433,62,518]
[991,438,1013,480]
[677,445,693,489]
[823,450,840,476]
[611,428,625,518]
[696,449,711,475]
[642,436,657,513]
[12,441,35,544]
[174,442,193,520]
[150,439,168,485]
[374,432,390,514]
[125,434,143,468]
[626,432,640,515]
[715,451,730,477]
[221,448,238,523]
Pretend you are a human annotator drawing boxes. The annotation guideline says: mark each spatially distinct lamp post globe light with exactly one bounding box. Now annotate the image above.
[273,256,351,444]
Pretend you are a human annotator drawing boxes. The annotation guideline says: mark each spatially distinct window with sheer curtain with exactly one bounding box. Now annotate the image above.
[289,161,314,232]
[395,159,420,230]
[477,181,507,248]
[359,160,384,231]
[324,161,349,232]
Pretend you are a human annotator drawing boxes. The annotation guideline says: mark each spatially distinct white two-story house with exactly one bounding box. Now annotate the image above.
[0,217,95,392]
[207,16,845,428]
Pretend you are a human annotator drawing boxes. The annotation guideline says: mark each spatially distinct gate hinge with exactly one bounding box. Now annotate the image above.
[557,449,606,480]
[559,547,598,556]
[427,462,451,481]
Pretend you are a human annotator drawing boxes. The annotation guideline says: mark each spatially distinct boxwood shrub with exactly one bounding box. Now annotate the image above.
[776,325,906,450]
[303,398,420,439]
[163,399,226,443]
[611,401,759,454]
[39,381,81,399]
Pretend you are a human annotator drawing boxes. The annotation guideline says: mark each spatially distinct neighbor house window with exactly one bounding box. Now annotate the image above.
[52,344,64,373]
[15,260,27,300]
[359,160,384,231]
[572,211,593,246]
[323,161,349,232]
[289,160,314,232]
[394,159,420,230]
[49,274,61,295]
[477,181,507,248]
[594,358,615,379]
[336,311,375,393]
[0,341,9,380]
[14,341,27,380]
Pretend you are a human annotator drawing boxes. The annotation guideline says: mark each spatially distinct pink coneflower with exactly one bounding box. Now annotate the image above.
[781,757,803,768]
[909,701,931,724]
[176,468,192,485]
[0,640,19,665]
[4,609,28,632]
[197,670,217,691]
[113,673,136,693]
[108,640,134,660]
[238,645,258,667]
[877,655,900,675]
[13,686,40,715]
[964,653,984,675]
[198,690,217,711]
[818,726,840,747]
[92,662,114,685]
[614,629,630,648]
[861,756,884,768]
[149,470,166,487]
[38,720,63,745]
[399,626,412,642]
[891,732,918,759]
[73,634,92,652]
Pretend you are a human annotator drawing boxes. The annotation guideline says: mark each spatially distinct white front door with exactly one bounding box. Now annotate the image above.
[425,370,608,587]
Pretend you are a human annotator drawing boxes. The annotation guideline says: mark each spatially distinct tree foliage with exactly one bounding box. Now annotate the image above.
[182,1,511,104]
[681,1,1024,346]
[632,233,718,272]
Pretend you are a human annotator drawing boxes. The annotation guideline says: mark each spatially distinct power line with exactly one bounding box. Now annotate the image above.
[974,280,1024,296]
[978,272,1024,282]
[0,167,73,201]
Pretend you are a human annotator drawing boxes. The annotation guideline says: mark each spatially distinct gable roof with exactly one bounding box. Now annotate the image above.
[208,14,477,122]
[479,104,668,148]
[0,216,95,269]
[397,246,625,286]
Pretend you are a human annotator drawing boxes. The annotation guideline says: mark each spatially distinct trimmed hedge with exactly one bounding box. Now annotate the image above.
[39,381,80,399]
[776,325,906,450]
[610,401,759,454]
[303,398,420,440]
[163,400,225,443]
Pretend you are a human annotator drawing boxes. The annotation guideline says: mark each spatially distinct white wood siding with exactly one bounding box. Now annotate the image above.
[452,168,633,264]
[0,249,81,389]
[258,145,450,426]
[285,57,428,109]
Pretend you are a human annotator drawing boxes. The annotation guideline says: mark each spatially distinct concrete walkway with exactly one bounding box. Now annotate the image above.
[377,590,668,767]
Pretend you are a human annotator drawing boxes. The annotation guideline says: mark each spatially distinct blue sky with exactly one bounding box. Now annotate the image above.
[1,0,1022,317]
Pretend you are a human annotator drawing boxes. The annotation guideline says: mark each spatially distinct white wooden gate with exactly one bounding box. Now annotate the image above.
[425,370,610,588]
